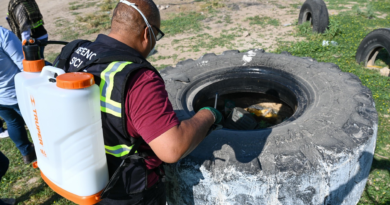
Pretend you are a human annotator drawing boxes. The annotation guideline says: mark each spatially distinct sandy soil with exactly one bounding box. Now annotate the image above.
[153,0,308,66]
[0,0,344,67]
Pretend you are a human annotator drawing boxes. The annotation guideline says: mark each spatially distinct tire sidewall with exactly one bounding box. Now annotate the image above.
[356,29,390,65]
[162,50,378,204]
[162,51,377,162]
[298,0,329,33]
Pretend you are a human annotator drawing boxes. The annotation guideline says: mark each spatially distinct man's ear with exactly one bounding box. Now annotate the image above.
[141,26,150,48]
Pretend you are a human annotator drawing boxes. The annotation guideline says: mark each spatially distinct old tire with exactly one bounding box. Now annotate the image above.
[161,50,378,205]
[298,0,329,33]
[356,28,390,67]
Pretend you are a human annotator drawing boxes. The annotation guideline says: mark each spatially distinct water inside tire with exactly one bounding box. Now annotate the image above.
[194,92,295,129]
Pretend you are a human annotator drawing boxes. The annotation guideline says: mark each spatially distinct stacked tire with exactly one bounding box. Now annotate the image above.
[161,50,378,205]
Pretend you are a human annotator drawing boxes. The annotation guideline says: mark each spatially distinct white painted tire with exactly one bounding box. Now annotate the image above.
[161,50,378,205]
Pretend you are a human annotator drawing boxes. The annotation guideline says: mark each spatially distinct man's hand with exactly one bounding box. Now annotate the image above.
[199,107,223,125]
[149,109,216,163]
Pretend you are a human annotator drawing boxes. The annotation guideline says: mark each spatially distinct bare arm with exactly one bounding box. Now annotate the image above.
[14,4,32,41]
[125,69,215,164]
[149,109,214,163]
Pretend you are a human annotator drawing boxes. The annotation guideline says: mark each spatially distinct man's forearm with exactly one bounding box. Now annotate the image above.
[149,109,215,163]
[178,110,214,158]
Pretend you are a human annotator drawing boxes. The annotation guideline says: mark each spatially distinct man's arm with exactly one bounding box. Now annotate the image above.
[14,4,31,42]
[149,109,214,163]
[126,69,216,164]
[1,28,24,71]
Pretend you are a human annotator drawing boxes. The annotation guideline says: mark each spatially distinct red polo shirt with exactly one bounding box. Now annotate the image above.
[125,68,180,187]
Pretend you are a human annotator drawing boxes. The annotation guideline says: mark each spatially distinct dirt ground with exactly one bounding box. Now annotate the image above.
[0,0,343,67]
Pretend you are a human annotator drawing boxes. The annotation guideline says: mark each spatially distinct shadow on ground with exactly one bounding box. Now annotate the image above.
[15,182,63,204]
[364,157,390,205]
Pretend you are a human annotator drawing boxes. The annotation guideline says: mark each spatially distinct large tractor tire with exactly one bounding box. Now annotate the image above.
[298,0,329,33]
[356,28,390,68]
[161,50,378,205]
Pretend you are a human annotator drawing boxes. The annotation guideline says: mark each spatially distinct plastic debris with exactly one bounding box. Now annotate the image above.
[224,100,235,116]
[245,105,278,119]
[380,67,390,77]
[224,107,258,130]
[322,40,338,46]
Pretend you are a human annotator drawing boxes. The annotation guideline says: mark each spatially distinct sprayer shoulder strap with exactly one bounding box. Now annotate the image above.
[71,51,163,79]
[100,138,144,199]
[54,39,91,70]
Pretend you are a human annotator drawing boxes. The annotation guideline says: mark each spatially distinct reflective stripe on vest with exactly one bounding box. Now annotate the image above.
[100,61,132,117]
[105,144,137,157]
[31,19,43,29]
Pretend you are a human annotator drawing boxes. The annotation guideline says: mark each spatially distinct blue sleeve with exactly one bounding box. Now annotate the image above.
[2,30,24,71]
[21,30,31,42]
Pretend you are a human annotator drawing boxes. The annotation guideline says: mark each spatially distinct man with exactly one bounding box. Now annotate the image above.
[53,0,222,204]
[7,0,48,58]
[0,26,36,164]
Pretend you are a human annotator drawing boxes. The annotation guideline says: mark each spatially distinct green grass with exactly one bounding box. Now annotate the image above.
[271,3,287,9]
[161,12,206,36]
[245,16,280,27]
[325,0,390,14]
[276,7,390,205]
[76,13,111,30]
[224,15,232,24]
[171,29,242,52]
[326,4,349,10]
[56,0,114,40]
[155,64,170,70]
[54,18,81,41]
[0,132,74,204]
[199,0,225,10]
[325,0,364,10]
[290,3,301,8]
[167,25,263,53]
[148,55,172,62]
[69,1,96,10]
[45,52,60,64]
[354,4,376,19]
[370,0,390,12]
[99,0,117,11]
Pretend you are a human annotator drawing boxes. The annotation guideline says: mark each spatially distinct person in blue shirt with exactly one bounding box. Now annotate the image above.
[0,26,35,164]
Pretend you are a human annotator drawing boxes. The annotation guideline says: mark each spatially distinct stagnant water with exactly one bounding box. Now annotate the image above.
[194,92,295,130]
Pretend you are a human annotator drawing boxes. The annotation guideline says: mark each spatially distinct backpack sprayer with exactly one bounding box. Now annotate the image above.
[22,38,68,71]
[16,38,108,205]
